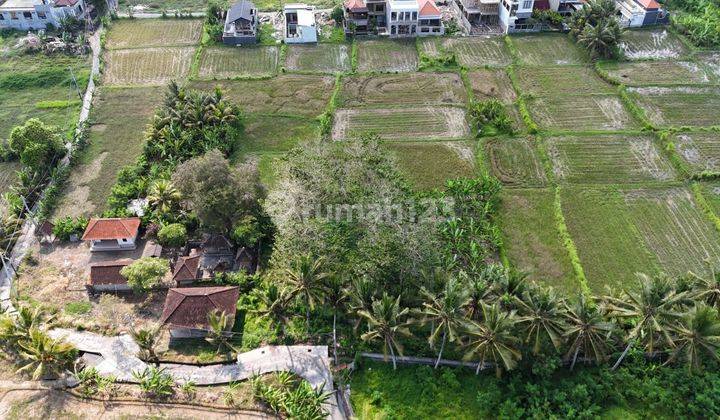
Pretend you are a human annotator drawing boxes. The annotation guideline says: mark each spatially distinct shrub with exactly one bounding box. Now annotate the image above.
[331,6,344,24]
[120,257,168,292]
[157,223,187,248]
[132,367,175,398]
[231,215,261,248]
[64,301,92,315]
[52,216,89,242]
[469,100,514,136]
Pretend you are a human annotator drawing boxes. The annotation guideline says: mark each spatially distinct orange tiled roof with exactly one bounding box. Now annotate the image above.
[345,0,367,12]
[81,218,141,241]
[637,0,660,9]
[418,0,441,17]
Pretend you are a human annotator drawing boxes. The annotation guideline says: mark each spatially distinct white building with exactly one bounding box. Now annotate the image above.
[284,3,317,43]
[616,0,668,27]
[0,0,87,31]
[498,0,537,32]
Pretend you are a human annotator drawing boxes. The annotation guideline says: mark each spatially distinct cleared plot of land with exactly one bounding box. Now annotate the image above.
[231,115,319,161]
[285,44,351,73]
[516,66,615,96]
[599,61,712,86]
[620,29,690,60]
[339,72,466,107]
[499,188,577,292]
[198,46,278,78]
[628,86,720,127]
[387,142,476,190]
[486,137,546,187]
[105,18,203,49]
[53,87,164,218]
[466,69,516,103]
[357,40,418,73]
[421,36,512,67]
[546,134,674,184]
[104,47,195,86]
[698,52,720,79]
[189,75,335,117]
[528,95,638,131]
[674,132,720,174]
[333,107,469,141]
[511,34,586,66]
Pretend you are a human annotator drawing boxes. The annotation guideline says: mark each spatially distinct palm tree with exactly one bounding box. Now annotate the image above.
[563,294,614,370]
[666,304,720,373]
[577,18,624,59]
[465,275,494,321]
[16,329,77,380]
[359,293,413,370]
[130,325,161,366]
[325,275,348,366]
[284,254,330,330]
[416,277,470,368]
[515,286,567,355]
[207,310,235,353]
[463,303,521,377]
[688,264,720,311]
[255,283,293,340]
[147,179,182,215]
[346,276,376,331]
[0,305,52,347]
[606,273,685,370]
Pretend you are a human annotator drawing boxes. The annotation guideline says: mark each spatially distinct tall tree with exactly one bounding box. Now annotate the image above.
[325,275,348,365]
[16,329,77,380]
[255,283,293,340]
[563,294,614,369]
[666,304,720,373]
[207,309,235,353]
[515,286,567,355]
[463,303,521,377]
[284,254,329,330]
[346,276,376,331]
[688,265,720,311]
[147,179,182,215]
[359,293,413,370]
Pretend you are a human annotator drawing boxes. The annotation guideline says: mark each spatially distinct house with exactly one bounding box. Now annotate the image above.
[172,254,201,287]
[176,235,250,283]
[160,286,240,338]
[222,0,258,45]
[344,0,369,35]
[345,0,443,36]
[455,0,500,33]
[417,0,444,35]
[141,240,163,258]
[234,247,254,273]
[81,217,141,252]
[87,259,133,293]
[284,3,317,43]
[498,0,539,33]
[0,0,87,31]
[616,0,668,27]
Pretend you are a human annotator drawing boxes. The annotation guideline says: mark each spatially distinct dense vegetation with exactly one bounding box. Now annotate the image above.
[670,0,720,47]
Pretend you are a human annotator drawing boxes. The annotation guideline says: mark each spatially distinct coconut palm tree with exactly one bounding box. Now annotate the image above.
[563,294,615,370]
[515,286,567,355]
[416,277,470,368]
[0,305,52,347]
[688,264,720,311]
[359,293,413,370]
[255,283,293,340]
[147,179,182,215]
[577,17,624,59]
[16,328,77,380]
[207,309,235,353]
[130,325,161,366]
[346,276,376,331]
[666,304,720,373]
[464,275,494,321]
[284,254,330,330]
[463,303,521,377]
[325,275,348,366]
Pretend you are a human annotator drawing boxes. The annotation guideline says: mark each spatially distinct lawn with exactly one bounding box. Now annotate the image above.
[620,28,691,60]
[515,65,615,96]
[673,132,720,175]
[628,86,720,128]
[498,188,577,292]
[189,75,335,117]
[511,33,587,66]
[598,60,714,86]
[528,95,638,132]
[357,39,419,73]
[53,86,164,218]
[386,142,476,191]
[486,137,547,187]
[545,134,675,184]
[231,114,319,161]
[197,46,279,79]
[105,18,203,49]
[285,44,351,73]
[332,107,470,141]
[103,47,196,86]
[420,36,513,67]
[339,72,467,107]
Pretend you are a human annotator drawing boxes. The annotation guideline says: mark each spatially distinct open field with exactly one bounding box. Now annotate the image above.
[697,181,720,215]
[231,115,319,161]
[515,66,615,96]
[699,52,720,78]
[420,36,512,67]
[197,46,278,78]
[189,74,335,117]
[105,18,203,49]
[546,134,675,184]
[486,137,547,187]
[466,69,516,103]
[53,87,164,219]
[673,132,720,174]
[528,95,638,131]
[628,86,720,127]
[357,40,418,73]
[104,47,195,86]
[499,188,577,292]
[620,29,690,60]
[599,61,713,86]
[386,142,476,190]
[285,44,351,73]
[332,107,469,141]
[339,72,466,107]
[511,34,586,66]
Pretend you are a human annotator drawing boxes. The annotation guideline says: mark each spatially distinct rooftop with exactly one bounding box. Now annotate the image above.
[160,286,240,330]
[89,259,133,285]
[82,218,141,241]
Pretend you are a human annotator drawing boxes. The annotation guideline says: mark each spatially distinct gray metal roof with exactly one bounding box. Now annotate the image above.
[227,0,255,22]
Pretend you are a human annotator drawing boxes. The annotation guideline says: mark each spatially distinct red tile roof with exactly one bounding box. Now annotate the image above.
[418,0,441,17]
[89,259,133,285]
[172,255,201,283]
[160,286,240,330]
[82,218,141,241]
[637,0,660,9]
[344,0,367,12]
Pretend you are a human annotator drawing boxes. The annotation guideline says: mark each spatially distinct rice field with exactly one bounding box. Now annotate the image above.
[105,18,203,49]
[511,34,587,66]
[197,46,279,79]
[599,61,713,86]
[357,40,419,73]
[620,29,690,60]
[285,44,351,73]
[628,86,720,127]
[528,95,639,131]
[698,52,720,78]
[486,137,547,187]
[103,47,195,86]
[546,134,675,184]
[673,132,720,174]
[231,115,319,161]
[387,142,476,191]
[515,66,615,96]
[420,36,512,67]
[332,107,470,141]
[466,69,516,103]
[697,181,720,216]
[339,72,467,107]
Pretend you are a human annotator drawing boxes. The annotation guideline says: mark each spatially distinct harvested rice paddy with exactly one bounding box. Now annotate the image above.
[357,40,419,73]
[528,95,638,131]
[673,132,720,174]
[628,86,720,127]
[285,44,351,73]
[620,29,690,60]
[105,18,203,49]
[387,142,476,191]
[197,46,278,78]
[421,36,512,67]
[599,60,713,86]
[486,137,547,187]
[332,107,470,141]
[339,72,466,107]
[511,34,587,66]
[466,69,516,103]
[104,47,195,86]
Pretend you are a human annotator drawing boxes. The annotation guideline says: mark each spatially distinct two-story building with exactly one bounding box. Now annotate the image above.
[616,0,668,27]
[284,3,318,43]
[0,0,87,31]
[498,0,537,32]
[344,0,443,37]
[222,0,258,45]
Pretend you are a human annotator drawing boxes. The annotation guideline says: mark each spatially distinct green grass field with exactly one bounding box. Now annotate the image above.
[231,115,319,162]
[420,36,512,68]
[672,132,720,174]
[515,65,615,96]
[285,44,351,73]
[528,95,638,132]
[486,137,547,187]
[197,46,279,79]
[339,72,467,107]
[598,60,714,86]
[333,107,470,141]
[628,87,720,128]
[511,34,587,66]
[387,142,476,191]
[105,18,203,49]
[357,40,419,73]
[104,47,196,86]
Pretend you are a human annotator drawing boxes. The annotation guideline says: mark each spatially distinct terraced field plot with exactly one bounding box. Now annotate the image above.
[332,107,470,141]
[387,142,476,190]
[104,47,195,86]
[499,188,577,292]
[546,134,674,184]
[339,72,466,107]
[466,69,516,103]
[620,29,690,60]
[516,66,614,96]
[285,44,351,73]
[420,36,512,67]
[697,181,720,215]
[699,52,720,78]
[628,86,720,127]
[511,34,586,66]
[53,86,165,218]
[197,46,278,78]
[232,115,319,160]
[673,133,720,174]
[357,40,418,73]
[486,137,546,187]
[105,18,203,49]
[528,95,638,131]
[599,61,713,86]
[190,75,335,117]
